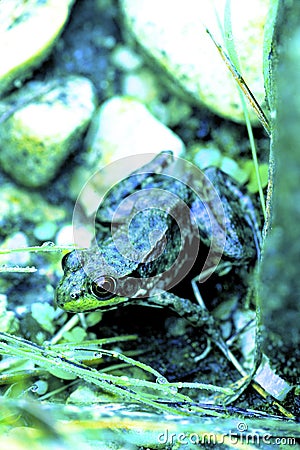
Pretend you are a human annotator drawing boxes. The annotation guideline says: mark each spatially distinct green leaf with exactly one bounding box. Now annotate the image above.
[31,303,56,333]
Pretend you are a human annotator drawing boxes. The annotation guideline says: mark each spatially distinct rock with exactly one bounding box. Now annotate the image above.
[120,0,269,123]
[114,46,193,127]
[0,0,74,97]
[33,222,58,241]
[72,96,185,215]
[0,76,97,187]
[122,69,160,105]
[84,96,185,166]
[55,224,74,246]
[0,232,30,266]
[111,45,143,72]
[0,182,66,239]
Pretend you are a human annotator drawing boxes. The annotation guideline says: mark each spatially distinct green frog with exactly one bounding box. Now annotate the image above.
[55,151,261,336]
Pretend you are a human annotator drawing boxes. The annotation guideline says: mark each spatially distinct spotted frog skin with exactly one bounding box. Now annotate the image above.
[55,151,261,326]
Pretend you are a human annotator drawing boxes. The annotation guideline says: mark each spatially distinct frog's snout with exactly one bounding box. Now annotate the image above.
[55,280,83,309]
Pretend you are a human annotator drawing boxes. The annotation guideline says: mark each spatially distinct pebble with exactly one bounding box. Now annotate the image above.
[0,0,74,96]
[56,223,93,249]
[192,145,248,183]
[121,67,192,127]
[122,69,159,105]
[0,76,97,187]
[0,232,30,266]
[33,222,58,241]
[55,224,74,247]
[120,0,269,123]
[111,45,143,71]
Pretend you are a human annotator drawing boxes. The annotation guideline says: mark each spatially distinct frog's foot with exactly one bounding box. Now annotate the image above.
[190,261,233,309]
[194,337,212,362]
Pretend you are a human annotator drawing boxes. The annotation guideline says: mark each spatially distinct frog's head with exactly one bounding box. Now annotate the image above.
[55,250,141,313]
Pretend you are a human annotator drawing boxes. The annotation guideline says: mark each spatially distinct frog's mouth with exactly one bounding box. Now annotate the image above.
[61,293,163,313]
[65,293,138,313]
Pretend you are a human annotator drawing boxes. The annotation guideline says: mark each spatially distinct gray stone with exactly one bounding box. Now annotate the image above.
[120,0,269,123]
[0,76,97,187]
[0,0,75,96]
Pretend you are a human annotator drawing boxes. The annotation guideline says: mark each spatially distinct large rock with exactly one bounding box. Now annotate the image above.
[120,0,269,123]
[0,76,97,187]
[0,0,74,97]
[72,96,185,215]
[85,96,185,165]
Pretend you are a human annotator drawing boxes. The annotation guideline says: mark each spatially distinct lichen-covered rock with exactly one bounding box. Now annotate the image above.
[120,0,269,123]
[0,0,75,97]
[0,76,97,187]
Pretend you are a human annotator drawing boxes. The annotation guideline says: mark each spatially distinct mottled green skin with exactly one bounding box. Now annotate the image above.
[56,152,260,317]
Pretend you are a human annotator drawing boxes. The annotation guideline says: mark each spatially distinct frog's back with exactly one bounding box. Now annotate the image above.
[96,152,174,224]
[95,152,260,267]
[192,167,260,261]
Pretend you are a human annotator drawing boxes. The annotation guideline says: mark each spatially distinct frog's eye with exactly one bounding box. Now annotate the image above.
[90,276,117,300]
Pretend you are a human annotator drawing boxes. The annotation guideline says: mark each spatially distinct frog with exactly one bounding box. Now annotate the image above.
[55,151,261,343]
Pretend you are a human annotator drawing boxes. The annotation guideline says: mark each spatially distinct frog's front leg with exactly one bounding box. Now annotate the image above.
[147,292,218,339]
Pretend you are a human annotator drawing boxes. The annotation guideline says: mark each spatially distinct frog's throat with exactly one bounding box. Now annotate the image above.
[62,295,131,313]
